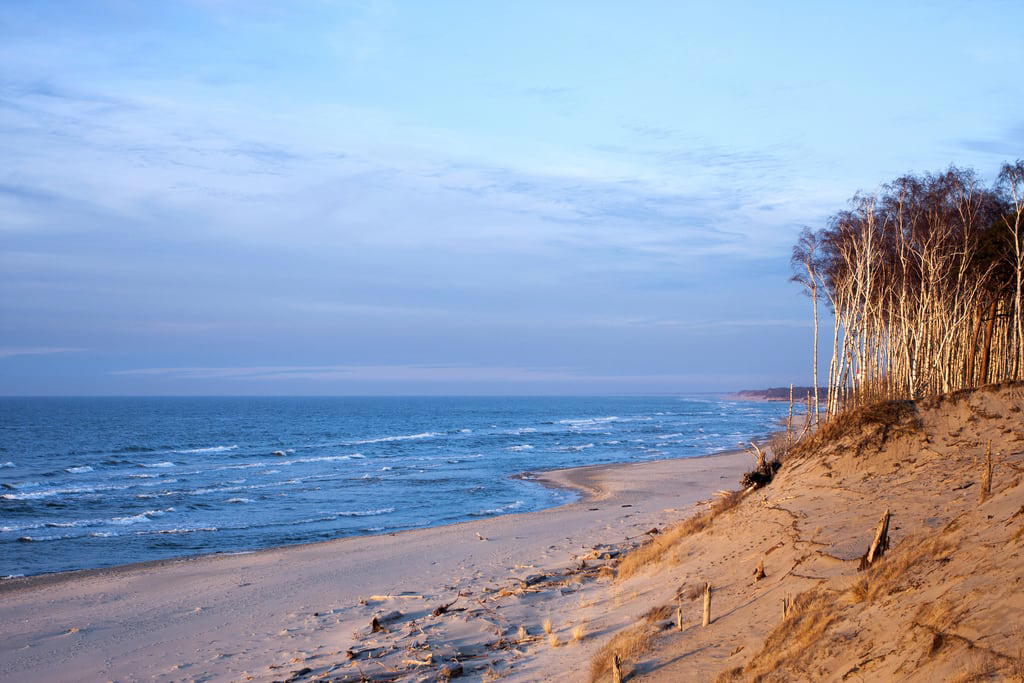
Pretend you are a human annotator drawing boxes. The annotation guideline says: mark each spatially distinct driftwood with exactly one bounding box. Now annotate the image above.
[440,663,464,679]
[346,646,387,660]
[370,610,403,632]
[368,594,423,601]
[859,509,891,570]
[754,559,766,580]
[518,574,547,588]
[702,582,712,627]
[432,600,458,617]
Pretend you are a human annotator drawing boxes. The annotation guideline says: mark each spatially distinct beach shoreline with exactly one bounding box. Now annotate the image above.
[0,446,752,682]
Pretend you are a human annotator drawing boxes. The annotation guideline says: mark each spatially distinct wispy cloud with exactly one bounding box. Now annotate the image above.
[0,347,83,359]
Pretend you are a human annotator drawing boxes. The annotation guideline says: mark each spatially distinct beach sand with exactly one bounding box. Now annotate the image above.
[0,449,751,682]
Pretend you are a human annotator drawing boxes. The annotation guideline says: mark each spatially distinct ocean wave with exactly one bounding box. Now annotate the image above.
[347,432,441,445]
[140,461,175,468]
[2,482,136,500]
[562,443,594,451]
[337,507,395,517]
[173,445,238,454]
[559,416,618,425]
[110,509,168,525]
[0,461,14,468]
[506,444,533,451]
[66,466,94,474]
[279,454,359,466]
[471,500,524,516]
[226,497,253,504]
[2,508,174,532]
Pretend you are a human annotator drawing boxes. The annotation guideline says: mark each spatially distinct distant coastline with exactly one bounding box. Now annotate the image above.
[729,386,825,402]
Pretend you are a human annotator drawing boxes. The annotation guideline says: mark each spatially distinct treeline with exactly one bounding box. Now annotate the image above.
[792,161,1024,418]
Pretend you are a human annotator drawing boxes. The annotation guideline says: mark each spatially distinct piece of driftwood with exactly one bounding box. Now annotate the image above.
[370,610,403,632]
[611,653,623,683]
[346,646,386,660]
[754,559,765,580]
[432,600,457,617]
[859,509,891,570]
[440,663,464,679]
[518,574,547,588]
[675,603,683,631]
[368,594,423,601]
[702,582,712,627]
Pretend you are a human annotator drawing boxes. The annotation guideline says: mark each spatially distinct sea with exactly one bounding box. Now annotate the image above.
[0,396,792,577]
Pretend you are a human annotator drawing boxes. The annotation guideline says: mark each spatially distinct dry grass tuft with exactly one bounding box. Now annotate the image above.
[642,604,673,623]
[571,624,586,643]
[726,533,960,681]
[516,625,528,642]
[616,489,744,581]
[542,618,553,635]
[789,398,923,460]
[849,534,954,604]
[588,623,657,683]
[722,589,838,681]
[548,633,560,648]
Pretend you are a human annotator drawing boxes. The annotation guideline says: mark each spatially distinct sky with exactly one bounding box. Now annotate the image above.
[1,0,1022,395]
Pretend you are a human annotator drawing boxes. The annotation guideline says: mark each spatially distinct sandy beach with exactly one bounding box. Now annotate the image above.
[0,449,751,682]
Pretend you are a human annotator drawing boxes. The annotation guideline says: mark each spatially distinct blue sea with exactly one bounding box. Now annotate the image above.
[0,396,791,577]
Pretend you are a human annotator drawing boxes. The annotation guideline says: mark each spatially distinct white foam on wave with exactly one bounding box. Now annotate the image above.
[0,461,14,468]
[348,432,441,445]
[562,443,594,451]
[472,500,524,516]
[279,454,359,466]
[2,482,136,500]
[337,507,395,517]
[110,509,169,525]
[66,466,94,474]
[226,497,254,504]
[559,416,619,426]
[506,444,533,451]
[140,461,175,468]
[173,445,238,454]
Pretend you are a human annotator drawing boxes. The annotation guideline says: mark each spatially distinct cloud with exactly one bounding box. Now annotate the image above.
[109,363,753,387]
[0,347,83,359]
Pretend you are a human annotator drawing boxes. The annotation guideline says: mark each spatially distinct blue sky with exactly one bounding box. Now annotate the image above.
[2,0,1022,395]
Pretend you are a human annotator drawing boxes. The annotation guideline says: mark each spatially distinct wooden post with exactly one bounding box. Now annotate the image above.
[675,603,683,631]
[860,509,891,569]
[788,383,794,441]
[980,441,993,502]
[611,653,622,683]
[702,582,712,627]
